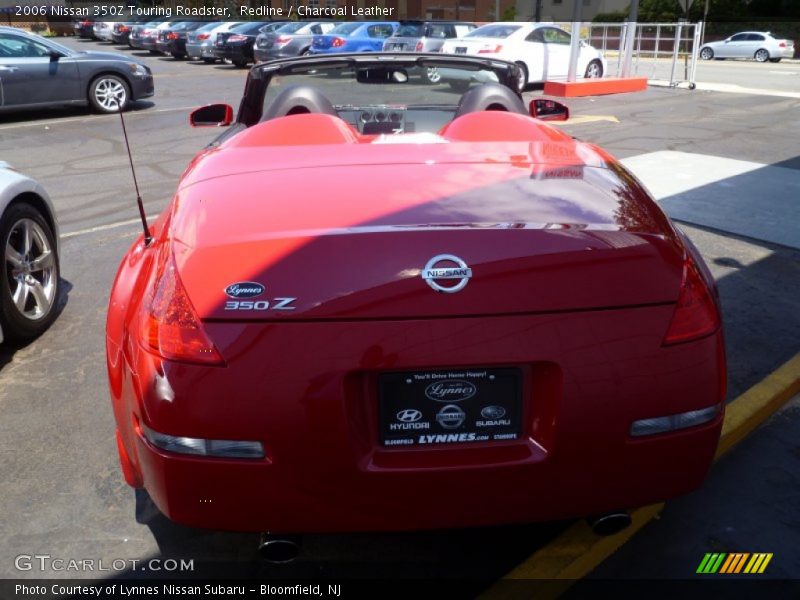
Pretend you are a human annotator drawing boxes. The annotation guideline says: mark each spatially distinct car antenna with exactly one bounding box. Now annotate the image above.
[115,100,153,246]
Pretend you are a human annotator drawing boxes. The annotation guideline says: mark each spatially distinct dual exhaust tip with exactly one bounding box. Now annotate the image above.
[257,512,631,563]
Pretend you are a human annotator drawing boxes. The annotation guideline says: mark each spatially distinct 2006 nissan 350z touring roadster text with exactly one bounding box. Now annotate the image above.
[106,54,726,540]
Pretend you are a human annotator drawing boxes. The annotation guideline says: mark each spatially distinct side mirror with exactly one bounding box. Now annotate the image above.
[48,50,62,61]
[529,98,569,122]
[190,104,234,127]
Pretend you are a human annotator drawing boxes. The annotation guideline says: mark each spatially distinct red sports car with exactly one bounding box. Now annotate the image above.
[106,55,725,547]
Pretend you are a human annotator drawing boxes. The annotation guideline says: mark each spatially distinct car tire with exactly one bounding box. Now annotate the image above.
[202,57,216,64]
[699,47,713,60]
[232,59,248,68]
[769,57,781,63]
[88,74,130,113]
[301,48,312,56]
[584,59,603,78]
[515,62,528,92]
[0,203,60,343]
[171,52,185,60]
[754,49,770,62]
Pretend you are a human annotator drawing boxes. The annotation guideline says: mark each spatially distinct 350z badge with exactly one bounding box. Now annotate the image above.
[223,281,296,311]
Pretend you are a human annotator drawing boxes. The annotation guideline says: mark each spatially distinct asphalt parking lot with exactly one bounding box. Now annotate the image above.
[1,34,799,589]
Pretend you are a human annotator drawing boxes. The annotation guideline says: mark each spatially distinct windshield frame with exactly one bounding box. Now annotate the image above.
[238,53,522,127]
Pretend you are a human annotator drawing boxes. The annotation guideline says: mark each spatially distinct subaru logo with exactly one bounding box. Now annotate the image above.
[436,404,466,429]
[481,405,506,420]
[396,409,422,423]
[421,254,472,293]
[425,380,477,403]
[224,282,265,298]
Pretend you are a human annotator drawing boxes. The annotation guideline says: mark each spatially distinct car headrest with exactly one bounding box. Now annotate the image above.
[453,83,527,119]
[261,85,339,121]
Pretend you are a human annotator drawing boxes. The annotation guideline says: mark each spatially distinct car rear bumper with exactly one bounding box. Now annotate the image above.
[186,42,216,59]
[214,46,251,62]
[110,307,725,533]
[254,47,295,62]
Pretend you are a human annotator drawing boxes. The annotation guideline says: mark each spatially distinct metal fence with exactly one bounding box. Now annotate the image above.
[563,21,703,88]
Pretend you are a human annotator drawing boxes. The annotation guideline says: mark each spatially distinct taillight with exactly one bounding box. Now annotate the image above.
[779,42,786,47]
[197,33,209,40]
[120,25,129,33]
[331,37,345,48]
[167,32,179,40]
[415,41,424,51]
[275,35,291,45]
[478,44,503,54]
[662,259,720,345]
[228,34,247,42]
[140,245,224,365]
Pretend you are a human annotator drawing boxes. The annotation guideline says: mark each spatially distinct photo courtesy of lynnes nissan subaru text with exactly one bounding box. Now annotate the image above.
[105,53,726,548]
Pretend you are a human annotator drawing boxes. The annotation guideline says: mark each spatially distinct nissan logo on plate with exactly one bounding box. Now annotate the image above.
[425,380,477,403]
[396,409,422,423]
[224,282,265,298]
[421,254,472,293]
[436,405,466,429]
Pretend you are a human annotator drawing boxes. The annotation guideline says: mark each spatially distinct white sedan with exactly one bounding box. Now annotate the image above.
[440,22,606,90]
[699,32,795,63]
[0,162,60,344]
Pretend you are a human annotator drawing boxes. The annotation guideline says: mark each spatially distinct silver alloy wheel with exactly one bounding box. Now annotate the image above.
[94,77,127,111]
[5,218,57,321]
[585,60,602,78]
[700,47,713,60]
[754,49,769,62]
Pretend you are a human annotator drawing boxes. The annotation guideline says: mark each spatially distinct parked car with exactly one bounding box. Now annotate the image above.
[107,53,725,546]
[111,17,150,46]
[309,21,398,54]
[699,31,794,63]
[214,21,280,67]
[155,21,207,59]
[0,161,60,344]
[383,20,476,52]
[131,20,181,53]
[253,20,335,63]
[186,21,239,63]
[73,18,96,39]
[0,26,154,113]
[92,21,115,42]
[440,22,606,91]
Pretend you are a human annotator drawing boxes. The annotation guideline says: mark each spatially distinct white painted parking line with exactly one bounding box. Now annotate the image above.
[0,106,197,131]
[691,82,800,99]
[61,216,158,239]
[622,151,800,249]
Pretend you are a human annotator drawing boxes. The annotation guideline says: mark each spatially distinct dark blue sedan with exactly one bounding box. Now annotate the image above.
[309,21,398,54]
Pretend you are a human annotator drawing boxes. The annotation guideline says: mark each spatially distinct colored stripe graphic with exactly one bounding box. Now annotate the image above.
[744,553,773,574]
[720,553,749,573]
[697,553,728,574]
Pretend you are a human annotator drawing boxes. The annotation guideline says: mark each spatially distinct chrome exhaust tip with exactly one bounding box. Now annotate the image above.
[258,533,302,563]
[587,511,632,536]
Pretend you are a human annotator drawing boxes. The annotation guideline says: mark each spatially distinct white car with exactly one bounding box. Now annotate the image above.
[0,162,60,344]
[440,22,606,90]
[92,21,115,42]
[699,31,795,63]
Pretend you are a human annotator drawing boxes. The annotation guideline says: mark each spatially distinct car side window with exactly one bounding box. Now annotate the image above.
[310,25,321,35]
[525,30,545,43]
[746,34,765,41]
[729,34,748,42]
[0,34,51,58]
[428,24,448,39]
[454,24,474,38]
[367,25,394,39]
[542,28,571,45]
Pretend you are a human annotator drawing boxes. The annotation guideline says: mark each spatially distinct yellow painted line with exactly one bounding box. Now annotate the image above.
[554,115,620,126]
[482,351,800,597]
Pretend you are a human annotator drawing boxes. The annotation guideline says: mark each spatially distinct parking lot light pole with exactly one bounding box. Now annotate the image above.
[621,0,640,78]
[566,0,583,82]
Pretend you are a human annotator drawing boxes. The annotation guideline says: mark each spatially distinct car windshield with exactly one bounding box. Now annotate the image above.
[395,22,424,37]
[258,58,510,135]
[329,22,361,36]
[275,22,306,34]
[196,22,222,32]
[467,24,521,39]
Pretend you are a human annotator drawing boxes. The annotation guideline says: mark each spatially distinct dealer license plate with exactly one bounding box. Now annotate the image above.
[378,367,522,447]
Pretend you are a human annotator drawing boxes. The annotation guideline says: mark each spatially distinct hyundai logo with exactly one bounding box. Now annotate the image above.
[421,254,472,293]
[396,409,422,423]
[224,282,265,298]
[481,405,506,420]
[436,404,466,429]
[425,380,477,403]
